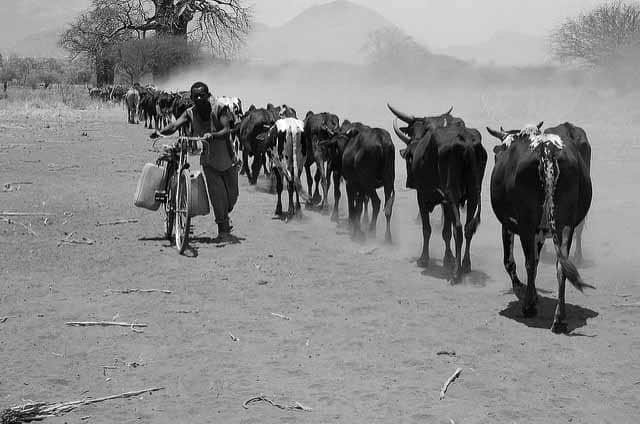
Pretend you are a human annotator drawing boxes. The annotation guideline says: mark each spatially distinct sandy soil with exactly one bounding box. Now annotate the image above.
[0,102,639,424]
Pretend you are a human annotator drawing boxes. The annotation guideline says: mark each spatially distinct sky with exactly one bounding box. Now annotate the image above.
[0,0,609,49]
[251,0,606,47]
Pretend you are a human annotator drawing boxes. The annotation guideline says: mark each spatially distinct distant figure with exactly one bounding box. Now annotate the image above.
[3,81,7,92]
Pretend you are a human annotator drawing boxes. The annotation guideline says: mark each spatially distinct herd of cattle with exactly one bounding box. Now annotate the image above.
[92,84,593,334]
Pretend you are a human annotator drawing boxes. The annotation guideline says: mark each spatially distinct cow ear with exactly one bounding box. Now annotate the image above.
[346,128,359,138]
[493,145,506,155]
[537,121,544,131]
[399,148,407,158]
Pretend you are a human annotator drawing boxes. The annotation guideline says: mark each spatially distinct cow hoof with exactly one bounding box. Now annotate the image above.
[385,233,392,245]
[522,303,538,318]
[239,169,246,176]
[443,252,455,270]
[461,258,471,274]
[551,320,568,334]
[417,257,430,268]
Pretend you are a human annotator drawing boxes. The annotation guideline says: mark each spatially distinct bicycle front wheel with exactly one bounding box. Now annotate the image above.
[164,173,176,240]
[175,169,191,254]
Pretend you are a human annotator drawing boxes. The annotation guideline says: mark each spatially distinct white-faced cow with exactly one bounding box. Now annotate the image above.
[390,105,487,284]
[486,123,593,333]
[265,117,308,218]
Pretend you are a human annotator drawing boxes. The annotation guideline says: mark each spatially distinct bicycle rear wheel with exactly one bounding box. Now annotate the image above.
[164,173,176,240]
[175,169,191,254]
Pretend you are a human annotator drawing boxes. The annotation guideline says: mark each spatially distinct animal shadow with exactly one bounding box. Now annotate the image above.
[420,262,490,287]
[499,294,599,333]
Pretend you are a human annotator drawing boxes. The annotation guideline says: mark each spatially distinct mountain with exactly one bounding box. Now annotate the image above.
[242,0,397,64]
[435,31,550,66]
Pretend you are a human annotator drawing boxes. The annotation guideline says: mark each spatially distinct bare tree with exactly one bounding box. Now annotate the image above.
[550,1,640,66]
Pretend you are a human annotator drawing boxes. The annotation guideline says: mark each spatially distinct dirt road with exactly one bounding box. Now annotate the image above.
[1,105,638,424]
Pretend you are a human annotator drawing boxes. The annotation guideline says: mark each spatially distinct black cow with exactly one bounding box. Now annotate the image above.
[390,105,487,284]
[156,91,175,127]
[139,88,159,129]
[170,91,193,135]
[303,111,340,210]
[322,122,395,243]
[486,123,593,333]
[238,105,281,184]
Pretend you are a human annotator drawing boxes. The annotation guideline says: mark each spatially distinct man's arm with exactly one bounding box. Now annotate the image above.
[150,111,189,138]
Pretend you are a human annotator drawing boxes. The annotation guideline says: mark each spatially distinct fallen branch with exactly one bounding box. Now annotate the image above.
[65,321,147,328]
[95,219,139,227]
[107,289,172,294]
[58,236,95,246]
[436,350,456,356]
[271,312,291,321]
[1,316,14,323]
[174,309,199,314]
[613,303,640,307]
[440,368,463,400]
[242,395,311,412]
[0,387,164,424]
[1,217,38,237]
[0,212,55,216]
[229,332,239,342]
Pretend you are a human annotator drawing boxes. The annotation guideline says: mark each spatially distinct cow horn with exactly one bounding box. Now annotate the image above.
[393,119,411,144]
[537,121,544,130]
[445,106,453,115]
[387,103,415,124]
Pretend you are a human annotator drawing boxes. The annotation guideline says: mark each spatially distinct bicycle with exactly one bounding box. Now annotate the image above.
[152,135,209,254]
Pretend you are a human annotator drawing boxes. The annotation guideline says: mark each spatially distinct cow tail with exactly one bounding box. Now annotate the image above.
[541,145,594,292]
[466,147,481,237]
[292,129,307,200]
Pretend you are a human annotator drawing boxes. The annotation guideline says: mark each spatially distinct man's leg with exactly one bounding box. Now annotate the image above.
[226,166,239,213]
[203,166,231,235]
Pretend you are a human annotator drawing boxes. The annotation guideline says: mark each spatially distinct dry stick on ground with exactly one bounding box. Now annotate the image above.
[0,387,164,424]
[107,289,172,294]
[613,302,640,307]
[440,368,463,400]
[1,316,14,323]
[65,321,147,328]
[58,236,95,246]
[95,219,139,227]
[1,217,39,237]
[0,212,55,216]
[228,332,239,342]
[242,395,312,412]
[271,313,291,321]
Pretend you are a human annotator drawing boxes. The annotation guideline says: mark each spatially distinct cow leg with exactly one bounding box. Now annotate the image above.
[450,204,464,284]
[312,166,322,206]
[361,196,369,229]
[502,225,525,297]
[263,154,271,176]
[442,205,455,270]
[520,234,539,317]
[305,163,314,201]
[368,191,381,238]
[241,150,250,177]
[274,169,283,216]
[287,179,296,219]
[572,219,585,265]
[383,184,394,244]
[353,191,365,241]
[319,159,330,212]
[462,198,479,273]
[551,227,575,334]
[250,154,263,185]
[417,191,432,268]
[331,170,341,222]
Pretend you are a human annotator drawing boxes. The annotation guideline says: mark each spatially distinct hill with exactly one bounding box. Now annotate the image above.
[242,0,398,64]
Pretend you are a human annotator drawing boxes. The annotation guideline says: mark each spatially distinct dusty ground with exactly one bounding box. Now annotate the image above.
[0,96,639,424]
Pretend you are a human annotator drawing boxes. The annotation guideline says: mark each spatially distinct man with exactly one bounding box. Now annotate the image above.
[150,82,239,239]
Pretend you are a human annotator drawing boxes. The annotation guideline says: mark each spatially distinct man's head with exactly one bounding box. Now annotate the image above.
[190,82,211,116]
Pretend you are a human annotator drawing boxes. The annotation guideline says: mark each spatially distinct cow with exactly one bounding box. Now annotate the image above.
[321,122,395,242]
[125,87,140,124]
[110,85,127,104]
[213,96,244,163]
[139,87,159,129]
[390,105,487,284]
[88,87,102,100]
[388,104,465,227]
[171,92,193,136]
[486,123,593,333]
[542,122,591,264]
[155,91,175,127]
[303,111,341,211]
[238,105,281,184]
[265,117,308,218]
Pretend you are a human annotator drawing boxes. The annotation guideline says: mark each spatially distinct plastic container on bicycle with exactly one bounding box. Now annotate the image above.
[134,163,167,211]
[189,171,210,217]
